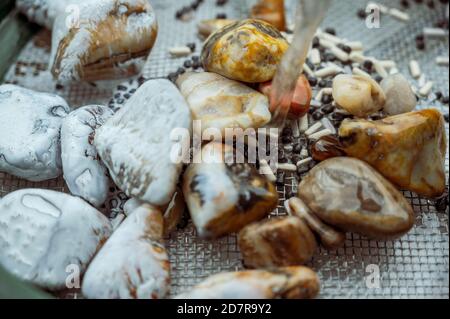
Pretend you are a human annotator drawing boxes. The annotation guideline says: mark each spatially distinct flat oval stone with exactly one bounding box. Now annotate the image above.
[201,19,289,83]
[0,84,70,181]
[94,79,191,206]
[176,72,271,133]
[238,216,317,268]
[339,109,447,198]
[175,266,320,299]
[0,189,112,290]
[61,105,114,207]
[298,157,415,239]
[183,142,278,238]
[82,203,170,299]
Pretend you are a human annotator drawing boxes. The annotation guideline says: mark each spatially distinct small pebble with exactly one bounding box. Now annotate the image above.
[186,43,196,52]
[312,111,324,121]
[322,104,335,114]
[324,27,336,35]
[184,60,192,68]
[216,13,227,19]
[357,9,366,19]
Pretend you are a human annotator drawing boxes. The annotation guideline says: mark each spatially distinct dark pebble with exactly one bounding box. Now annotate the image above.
[184,60,192,68]
[191,2,199,10]
[322,104,335,114]
[321,94,333,104]
[307,77,318,87]
[318,79,328,88]
[374,75,383,83]
[357,9,367,19]
[168,72,178,82]
[55,83,64,90]
[192,55,200,62]
[312,37,320,48]
[187,42,196,52]
[129,88,136,94]
[138,76,147,86]
[415,34,425,42]
[216,0,228,6]
[441,96,449,104]
[177,67,186,74]
[282,127,292,136]
[282,135,293,144]
[363,60,374,72]
[426,0,435,8]
[123,93,131,99]
[338,44,352,54]
[444,114,449,122]
[192,61,202,69]
[216,13,227,19]
[414,0,424,3]
[278,156,288,163]
[114,93,121,99]
[416,40,426,50]
[312,111,324,121]
[401,0,410,7]
[435,91,443,99]
[116,98,125,105]
[117,85,127,91]
[324,27,336,35]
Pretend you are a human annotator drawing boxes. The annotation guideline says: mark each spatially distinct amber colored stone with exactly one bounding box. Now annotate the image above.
[311,135,345,161]
[250,0,287,31]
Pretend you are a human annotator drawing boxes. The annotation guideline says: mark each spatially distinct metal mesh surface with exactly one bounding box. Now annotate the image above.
[1,0,449,299]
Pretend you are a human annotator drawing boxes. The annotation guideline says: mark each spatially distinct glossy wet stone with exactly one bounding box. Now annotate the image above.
[61,105,114,207]
[339,109,447,197]
[201,19,289,83]
[332,74,385,117]
[95,79,191,206]
[238,216,317,268]
[183,142,278,238]
[0,189,112,290]
[298,157,415,239]
[175,266,320,299]
[82,203,170,299]
[176,72,271,133]
[0,84,70,181]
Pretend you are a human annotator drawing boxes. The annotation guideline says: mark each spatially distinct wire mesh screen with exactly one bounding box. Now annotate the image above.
[1,0,449,299]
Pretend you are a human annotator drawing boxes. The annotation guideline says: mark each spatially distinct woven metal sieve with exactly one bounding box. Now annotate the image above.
[1,0,448,299]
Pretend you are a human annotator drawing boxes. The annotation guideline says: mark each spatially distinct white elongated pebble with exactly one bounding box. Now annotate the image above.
[349,51,366,63]
[307,128,332,141]
[304,122,323,136]
[296,157,313,168]
[315,65,340,78]
[0,84,70,181]
[321,117,336,134]
[436,56,449,66]
[0,189,112,290]
[330,46,349,62]
[169,46,192,57]
[409,60,421,78]
[419,81,433,97]
[423,27,447,39]
[302,63,315,77]
[344,41,363,51]
[82,203,170,299]
[176,72,271,133]
[259,160,276,182]
[299,115,309,133]
[380,73,416,115]
[277,163,297,172]
[95,79,191,206]
[388,8,410,22]
[291,120,300,138]
[61,105,114,207]
[379,60,396,70]
[310,48,321,65]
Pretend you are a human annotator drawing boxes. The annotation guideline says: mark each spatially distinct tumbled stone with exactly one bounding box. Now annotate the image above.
[82,202,170,299]
[176,72,271,133]
[95,79,191,206]
[0,189,112,290]
[0,84,70,181]
[339,109,447,197]
[298,157,415,239]
[61,105,114,207]
[238,216,317,268]
[201,19,289,83]
[332,74,385,117]
[175,266,320,299]
[183,142,278,238]
[380,73,417,115]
